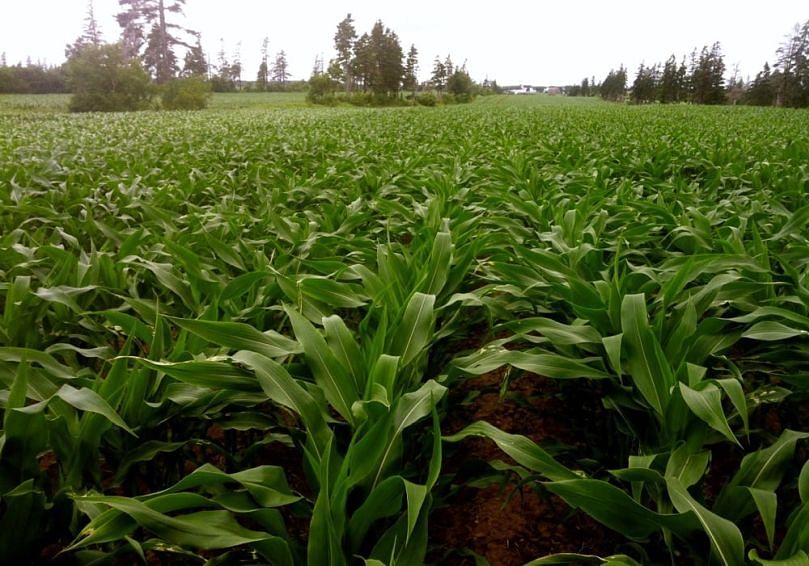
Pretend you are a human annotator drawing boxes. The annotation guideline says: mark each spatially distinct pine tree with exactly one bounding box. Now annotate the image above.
[631,63,657,103]
[600,66,627,101]
[332,14,357,91]
[66,1,104,57]
[182,33,207,77]
[271,51,289,86]
[431,57,446,91]
[658,55,679,103]
[745,62,774,106]
[444,55,454,78]
[117,0,196,83]
[404,44,419,96]
[256,37,269,91]
[230,42,242,90]
[774,20,809,107]
[691,42,725,105]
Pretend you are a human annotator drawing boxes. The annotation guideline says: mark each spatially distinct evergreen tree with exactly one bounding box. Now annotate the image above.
[332,13,357,91]
[117,0,196,83]
[256,37,269,90]
[351,33,371,90]
[631,63,658,103]
[212,38,234,91]
[182,33,207,77]
[600,65,627,101]
[658,55,679,103]
[271,51,289,86]
[230,42,242,90]
[66,1,104,57]
[774,20,809,107]
[404,44,419,96]
[745,62,774,106]
[431,57,447,91]
[580,77,590,96]
[691,42,725,105]
[349,21,403,97]
[444,54,454,78]
[83,1,103,46]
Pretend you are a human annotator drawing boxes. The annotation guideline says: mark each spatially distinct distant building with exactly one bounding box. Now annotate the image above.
[506,85,537,95]
[546,86,562,95]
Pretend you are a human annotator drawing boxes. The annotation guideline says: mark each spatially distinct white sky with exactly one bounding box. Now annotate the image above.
[1,1,807,85]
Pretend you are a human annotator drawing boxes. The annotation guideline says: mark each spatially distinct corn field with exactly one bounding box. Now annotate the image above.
[1,95,808,565]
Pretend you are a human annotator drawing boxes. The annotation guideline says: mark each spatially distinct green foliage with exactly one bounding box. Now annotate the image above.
[65,43,153,112]
[161,77,211,110]
[306,73,337,105]
[1,96,809,564]
[415,92,437,106]
[601,66,627,101]
[446,69,475,102]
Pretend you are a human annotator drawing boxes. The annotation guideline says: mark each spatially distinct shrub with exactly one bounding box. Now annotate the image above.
[307,73,337,105]
[161,77,211,110]
[447,70,475,103]
[415,92,437,107]
[66,43,153,112]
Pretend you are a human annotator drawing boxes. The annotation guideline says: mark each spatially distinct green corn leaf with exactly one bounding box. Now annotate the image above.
[373,380,446,487]
[664,444,711,489]
[17,384,136,437]
[348,475,404,551]
[771,203,809,241]
[726,429,809,492]
[389,292,436,367]
[444,421,578,482]
[799,460,809,504]
[678,383,740,446]
[526,553,642,565]
[547,479,697,540]
[150,463,301,508]
[742,321,809,341]
[299,277,368,308]
[621,294,674,416]
[114,441,187,483]
[0,347,75,380]
[715,430,809,522]
[170,317,302,358]
[727,307,809,328]
[129,358,260,392]
[233,350,331,458]
[70,495,272,550]
[749,549,809,566]
[323,314,365,394]
[602,334,623,376]
[714,377,748,437]
[666,477,744,566]
[454,349,610,379]
[285,306,359,425]
[33,284,97,312]
[220,271,271,301]
[746,487,777,551]
[774,501,809,560]
[503,317,602,345]
[422,231,453,295]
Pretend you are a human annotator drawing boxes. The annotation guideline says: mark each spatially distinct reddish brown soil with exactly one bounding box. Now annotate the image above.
[430,369,620,565]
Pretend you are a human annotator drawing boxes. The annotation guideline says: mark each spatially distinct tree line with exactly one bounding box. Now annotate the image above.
[308,14,480,106]
[567,18,809,108]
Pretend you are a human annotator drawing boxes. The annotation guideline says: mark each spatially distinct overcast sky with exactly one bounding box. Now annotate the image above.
[2,1,807,85]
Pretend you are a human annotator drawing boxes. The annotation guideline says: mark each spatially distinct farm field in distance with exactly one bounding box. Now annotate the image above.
[1,93,808,565]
